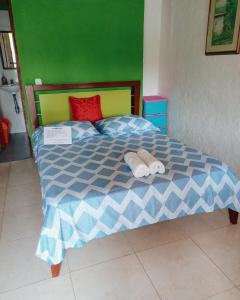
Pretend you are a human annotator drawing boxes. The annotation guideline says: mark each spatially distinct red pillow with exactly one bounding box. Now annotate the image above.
[69,95,103,123]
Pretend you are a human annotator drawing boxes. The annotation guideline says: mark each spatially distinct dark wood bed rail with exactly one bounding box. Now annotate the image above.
[25,80,141,130]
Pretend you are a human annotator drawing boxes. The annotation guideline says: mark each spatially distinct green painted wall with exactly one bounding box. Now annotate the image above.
[11,0,144,134]
[12,0,144,85]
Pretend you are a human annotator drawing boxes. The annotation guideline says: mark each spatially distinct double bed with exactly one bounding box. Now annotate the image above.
[25,81,240,277]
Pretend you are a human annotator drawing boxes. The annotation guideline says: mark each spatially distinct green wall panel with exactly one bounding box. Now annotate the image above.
[11,0,144,135]
[11,0,144,85]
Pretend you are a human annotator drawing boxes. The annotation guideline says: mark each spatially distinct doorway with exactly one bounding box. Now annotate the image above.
[0,8,30,162]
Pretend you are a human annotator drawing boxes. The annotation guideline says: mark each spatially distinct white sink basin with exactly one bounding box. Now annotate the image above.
[0,84,19,94]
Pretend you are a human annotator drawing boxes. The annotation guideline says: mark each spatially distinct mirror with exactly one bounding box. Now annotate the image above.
[0,32,17,69]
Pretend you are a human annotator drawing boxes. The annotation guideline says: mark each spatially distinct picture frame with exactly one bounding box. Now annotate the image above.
[206,0,240,55]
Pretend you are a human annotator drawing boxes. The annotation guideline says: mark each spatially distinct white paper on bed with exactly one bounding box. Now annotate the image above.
[124,152,150,178]
[44,127,72,145]
[137,149,165,174]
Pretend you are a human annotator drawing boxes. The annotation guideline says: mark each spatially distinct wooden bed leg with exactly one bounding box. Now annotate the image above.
[228,208,239,225]
[51,263,61,278]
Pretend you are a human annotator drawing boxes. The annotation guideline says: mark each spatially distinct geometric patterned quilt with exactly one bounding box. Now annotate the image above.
[35,131,240,265]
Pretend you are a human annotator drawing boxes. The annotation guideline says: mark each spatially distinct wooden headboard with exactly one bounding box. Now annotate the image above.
[25,81,140,130]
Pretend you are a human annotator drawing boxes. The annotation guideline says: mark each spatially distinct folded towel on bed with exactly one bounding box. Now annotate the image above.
[124,152,150,178]
[137,149,165,175]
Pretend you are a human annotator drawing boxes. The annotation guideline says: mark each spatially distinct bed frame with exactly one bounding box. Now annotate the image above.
[25,80,238,278]
[50,210,238,277]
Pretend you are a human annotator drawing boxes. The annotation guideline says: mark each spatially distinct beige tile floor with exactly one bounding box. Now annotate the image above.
[0,159,240,300]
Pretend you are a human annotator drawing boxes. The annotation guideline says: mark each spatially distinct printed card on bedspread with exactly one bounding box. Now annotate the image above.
[35,131,240,264]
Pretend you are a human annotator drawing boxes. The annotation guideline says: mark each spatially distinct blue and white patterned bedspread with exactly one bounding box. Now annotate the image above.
[35,131,240,264]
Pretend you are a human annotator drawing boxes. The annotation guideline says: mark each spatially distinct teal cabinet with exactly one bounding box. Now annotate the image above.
[143,96,169,135]
[144,101,168,114]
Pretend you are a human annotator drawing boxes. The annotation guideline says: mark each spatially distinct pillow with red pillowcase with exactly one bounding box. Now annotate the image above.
[69,95,103,123]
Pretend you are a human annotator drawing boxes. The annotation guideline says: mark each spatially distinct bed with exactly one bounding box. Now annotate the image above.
[25,81,240,278]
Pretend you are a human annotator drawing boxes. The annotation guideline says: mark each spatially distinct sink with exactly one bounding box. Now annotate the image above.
[0,84,19,94]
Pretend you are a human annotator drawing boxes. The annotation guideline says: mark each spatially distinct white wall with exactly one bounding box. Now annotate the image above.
[157,0,240,177]
[143,0,162,96]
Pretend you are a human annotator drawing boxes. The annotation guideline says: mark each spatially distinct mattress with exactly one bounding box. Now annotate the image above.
[35,130,240,264]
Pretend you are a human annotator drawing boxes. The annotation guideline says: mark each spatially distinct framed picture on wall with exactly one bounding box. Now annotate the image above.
[206,0,240,54]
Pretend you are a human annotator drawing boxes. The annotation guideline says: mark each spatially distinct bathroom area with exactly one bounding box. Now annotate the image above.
[0,6,30,162]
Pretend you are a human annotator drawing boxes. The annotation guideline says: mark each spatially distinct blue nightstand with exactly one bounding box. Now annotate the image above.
[143,96,169,134]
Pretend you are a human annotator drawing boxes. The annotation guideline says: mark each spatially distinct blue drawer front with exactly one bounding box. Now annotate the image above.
[144,115,167,128]
[144,101,168,114]
[160,128,167,135]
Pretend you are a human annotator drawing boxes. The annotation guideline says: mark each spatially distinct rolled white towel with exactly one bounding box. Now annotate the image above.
[137,149,165,175]
[124,152,150,178]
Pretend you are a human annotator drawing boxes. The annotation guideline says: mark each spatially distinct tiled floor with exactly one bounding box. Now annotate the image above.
[0,133,30,163]
[0,159,240,300]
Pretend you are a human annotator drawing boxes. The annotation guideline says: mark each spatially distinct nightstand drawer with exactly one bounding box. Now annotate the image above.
[144,114,167,128]
[160,127,167,135]
[143,100,168,114]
